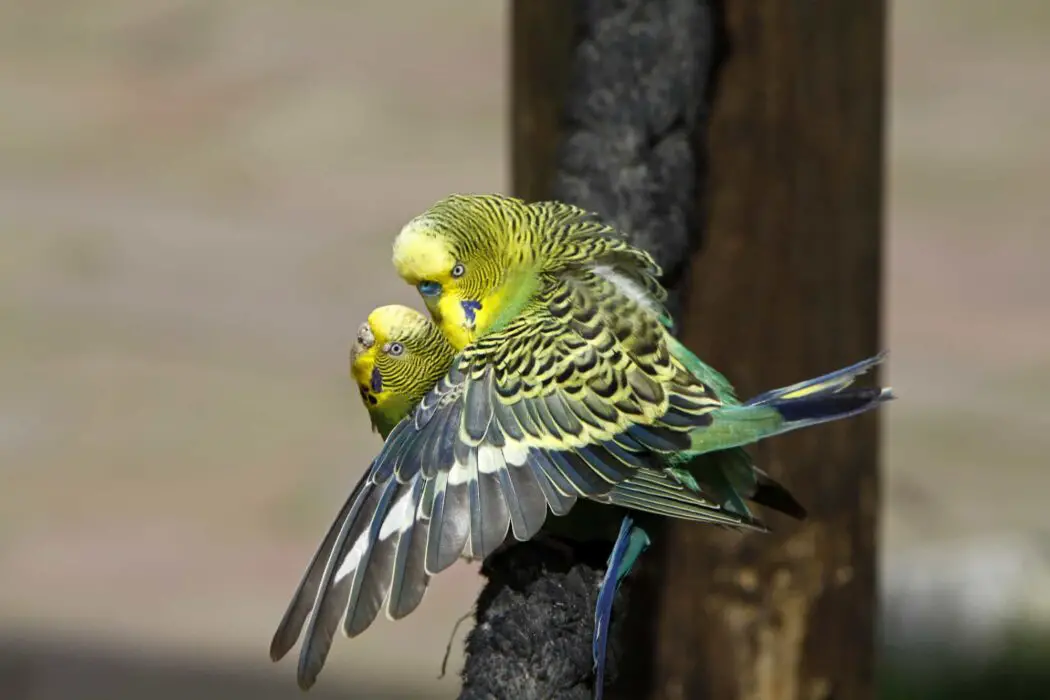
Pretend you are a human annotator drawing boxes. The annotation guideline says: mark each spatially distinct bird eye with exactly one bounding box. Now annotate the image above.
[387,342,404,357]
[451,263,466,278]
[417,280,442,297]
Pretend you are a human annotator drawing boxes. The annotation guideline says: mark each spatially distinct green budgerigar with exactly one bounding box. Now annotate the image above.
[269,194,892,691]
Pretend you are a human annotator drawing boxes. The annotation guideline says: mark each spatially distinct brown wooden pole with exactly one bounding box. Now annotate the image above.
[509,0,574,206]
[624,2,887,699]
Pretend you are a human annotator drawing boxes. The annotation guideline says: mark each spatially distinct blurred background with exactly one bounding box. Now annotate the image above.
[1,1,1046,698]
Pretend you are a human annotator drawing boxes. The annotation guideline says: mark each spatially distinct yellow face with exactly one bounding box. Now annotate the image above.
[349,305,444,434]
[391,218,501,350]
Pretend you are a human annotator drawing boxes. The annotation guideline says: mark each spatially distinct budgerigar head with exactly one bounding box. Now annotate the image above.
[391,194,536,349]
[349,304,456,439]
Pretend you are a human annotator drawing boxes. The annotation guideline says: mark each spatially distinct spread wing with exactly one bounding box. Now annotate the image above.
[272,267,724,689]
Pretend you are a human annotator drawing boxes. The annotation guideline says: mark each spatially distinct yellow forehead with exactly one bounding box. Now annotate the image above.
[366,304,429,344]
[391,219,456,283]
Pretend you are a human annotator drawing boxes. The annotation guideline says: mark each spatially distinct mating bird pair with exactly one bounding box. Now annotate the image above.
[268,193,893,697]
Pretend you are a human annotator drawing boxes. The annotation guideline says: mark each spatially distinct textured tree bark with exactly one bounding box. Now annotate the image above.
[618,2,887,699]
[459,1,715,698]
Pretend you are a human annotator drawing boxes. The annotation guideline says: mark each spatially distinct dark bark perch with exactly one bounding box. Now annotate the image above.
[459,1,715,698]
[618,2,887,700]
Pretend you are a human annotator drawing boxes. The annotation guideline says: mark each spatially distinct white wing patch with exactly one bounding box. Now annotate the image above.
[502,442,529,467]
[378,486,417,541]
[447,450,477,486]
[449,444,522,485]
[477,445,506,475]
[333,484,416,585]
[333,531,369,585]
[331,446,551,586]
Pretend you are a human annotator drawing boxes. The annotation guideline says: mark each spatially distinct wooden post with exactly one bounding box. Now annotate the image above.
[507,1,885,698]
[509,0,574,205]
[625,2,887,699]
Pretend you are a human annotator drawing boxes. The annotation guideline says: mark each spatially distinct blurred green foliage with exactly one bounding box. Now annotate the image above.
[881,635,1050,700]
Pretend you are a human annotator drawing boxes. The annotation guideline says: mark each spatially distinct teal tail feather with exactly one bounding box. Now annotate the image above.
[745,351,888,406]
[689,353,894,455]
[758,385,893,430]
